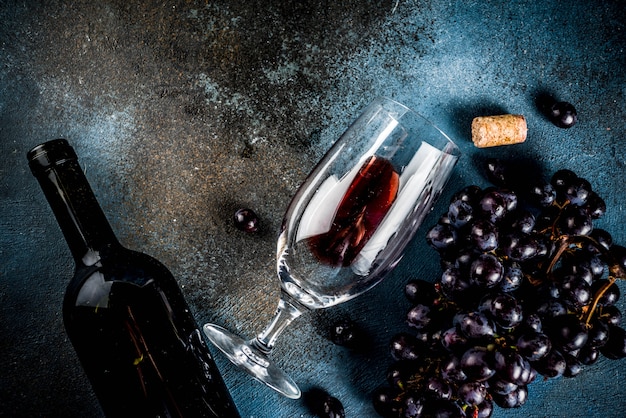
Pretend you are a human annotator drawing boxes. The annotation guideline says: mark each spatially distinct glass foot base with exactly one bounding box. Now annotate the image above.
[203,323,301,399]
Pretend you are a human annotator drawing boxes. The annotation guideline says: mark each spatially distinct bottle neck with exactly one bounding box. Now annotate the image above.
[28,139,120,264]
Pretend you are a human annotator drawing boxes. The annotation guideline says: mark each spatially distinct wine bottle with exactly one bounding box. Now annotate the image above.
[27,139,240,418]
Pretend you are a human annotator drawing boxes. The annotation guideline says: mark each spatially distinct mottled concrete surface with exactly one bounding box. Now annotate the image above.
[1,1,625,417]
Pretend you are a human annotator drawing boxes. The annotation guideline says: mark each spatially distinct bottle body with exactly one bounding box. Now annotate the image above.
[28,139,240,418]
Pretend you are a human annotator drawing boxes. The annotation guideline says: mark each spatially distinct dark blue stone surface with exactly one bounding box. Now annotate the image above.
[1,1,625,417]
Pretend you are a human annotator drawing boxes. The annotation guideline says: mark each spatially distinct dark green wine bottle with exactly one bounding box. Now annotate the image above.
[28,139,240,418]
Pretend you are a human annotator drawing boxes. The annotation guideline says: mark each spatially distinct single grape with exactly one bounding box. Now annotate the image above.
[499,261,524,293]
[587,319,610,348]
[547,314,588,352]
[448,199,475,228]
[584,191,606,219]
[517,332,552,361]
[590,280,620,307]
[601,326,626,359]
[550,169,578,193]
[470,219,499,252]
[529,181,556,207]
[390,333,421,361]
[563,352,583,378]
[558,205,593,236]
[233,208,259,232]
[372,386,402,418]
[564,177,592,206]
[404,279,437,305]
[305,388,345,418]
[457,381,488,406]
[454,311,497,340]
[330,318,362,348]
[427,223,458,251]
[425,376,454,400]
[485,158,508,186]
[492,385,528,409]
[479,190,508,223]
[470,254,504,288]
[548,101,577,128]
[532,349,566,378]
[460,347,496,382]
[407,304,433,330]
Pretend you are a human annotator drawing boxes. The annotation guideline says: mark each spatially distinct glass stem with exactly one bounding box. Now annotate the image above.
[252,292,305,355]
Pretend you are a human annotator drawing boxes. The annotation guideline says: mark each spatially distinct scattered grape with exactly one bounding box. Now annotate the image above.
[373,163,625,417]
[548,101,578,128]
[233,208,259,232]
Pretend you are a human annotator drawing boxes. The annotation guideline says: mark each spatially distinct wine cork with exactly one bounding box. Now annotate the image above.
[471,115,527,148]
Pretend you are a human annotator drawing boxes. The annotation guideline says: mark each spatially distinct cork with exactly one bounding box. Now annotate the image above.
[471,114,527,148]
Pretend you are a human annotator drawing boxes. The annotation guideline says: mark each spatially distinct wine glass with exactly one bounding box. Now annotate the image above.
[203,97,461,399]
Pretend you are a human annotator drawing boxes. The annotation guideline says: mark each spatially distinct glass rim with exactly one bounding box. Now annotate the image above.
[373,96,461,157]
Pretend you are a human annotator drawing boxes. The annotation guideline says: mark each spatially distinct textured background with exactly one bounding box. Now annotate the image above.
[1,1,625,417]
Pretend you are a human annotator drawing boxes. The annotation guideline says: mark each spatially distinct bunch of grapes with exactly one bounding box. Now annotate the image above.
[373,161,626,418]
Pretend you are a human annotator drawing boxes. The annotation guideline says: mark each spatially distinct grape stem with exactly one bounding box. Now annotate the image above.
[545,234,625,326]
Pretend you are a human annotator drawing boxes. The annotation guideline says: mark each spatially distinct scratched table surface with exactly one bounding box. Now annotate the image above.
[1,1,625,417]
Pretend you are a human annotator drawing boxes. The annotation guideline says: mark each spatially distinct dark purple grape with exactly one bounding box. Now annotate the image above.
[488,377,518,395]
[483,293,523,330]
[584,191,606,219]
[494,350,535,386]
[505,209,536,234]
[372,386,402,418]
[499,261,523,293]
[451,185,483,206]
[441,355,468,382]
[493,385,528,408]
[501,233,541,262]
[559,275,591,309]
[470,219,499,252]
[578,345,600,365]
[439,267,471,298]
[460,347,496,382]
[548,101,577,128]
[517,332,552,361]
[564,177,592,206]
[427,223,458,251]
[456,381,487,406]
[407,304,432,330]
[551,169,578,193]
[442,326,469,353]
[536,299,568,319]
[547,314,588,352]
[390,333,421,361]
[425,376,453,400]
[499,189,518,212]
[532,349,566,378]
[479,190,508,223]
[522,313,543,333]
[404,279,437,305]
[563,352,583,378]
[448,199,474,228]
[330,319,362,348]
[599,305,622,327]
[233,208,259,232]
[421,399,466,417]
[474,398,494,418]
[403,394,425,418]
[587,319,610,348]
[558,205,593,236]
[601,325,626,359]
[470,254,504,288]
[454,311,497,339]
[589,228,613,251]
[485,158,508,186]
[590,280,620,307]
[305,388,345,418]
[529,181,556,207]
